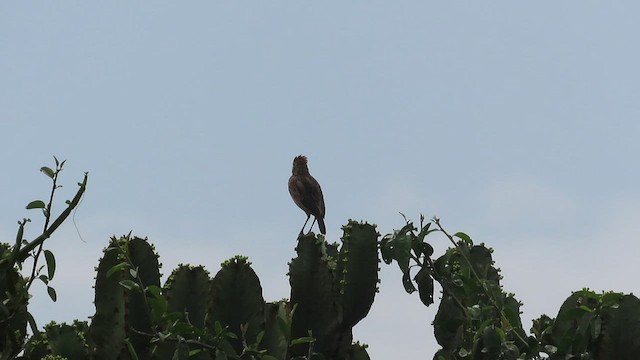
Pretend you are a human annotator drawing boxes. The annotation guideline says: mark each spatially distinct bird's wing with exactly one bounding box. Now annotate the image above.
[303,175,325,218]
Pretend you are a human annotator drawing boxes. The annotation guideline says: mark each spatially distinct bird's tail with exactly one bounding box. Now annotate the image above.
[317,217,326,235]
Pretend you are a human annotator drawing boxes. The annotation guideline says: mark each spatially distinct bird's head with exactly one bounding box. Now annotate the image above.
[292,155,309,175]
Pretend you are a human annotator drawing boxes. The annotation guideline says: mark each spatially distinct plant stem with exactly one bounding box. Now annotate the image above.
[25,165,60,290]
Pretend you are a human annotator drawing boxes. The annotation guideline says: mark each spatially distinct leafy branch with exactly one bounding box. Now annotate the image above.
[0,157,88,360]
[432,217,529,348]
[24,157,65,294]
[381,214,533,359]
[2,160,88,267]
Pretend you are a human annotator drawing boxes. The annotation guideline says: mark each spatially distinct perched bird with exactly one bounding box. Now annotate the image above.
[288,155,326,235]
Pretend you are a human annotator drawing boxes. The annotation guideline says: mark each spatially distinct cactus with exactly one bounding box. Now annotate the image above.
[126,237,162,358]
[23,321,90,359]
[346,342,370,360]
[164,265,210,328]
[262,301,290,359]
[289,220,378,359]
[19,221,377,360]
[88,237,127,360]
[289,234,341,358]
[540,290,640,360]
[157,264,212,360]
[208,255,265,357]
[596,294,640,359]
[88,235,160,359]
[337,221,379,329]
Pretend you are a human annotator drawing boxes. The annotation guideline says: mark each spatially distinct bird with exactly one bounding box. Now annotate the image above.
[288,155,326,235]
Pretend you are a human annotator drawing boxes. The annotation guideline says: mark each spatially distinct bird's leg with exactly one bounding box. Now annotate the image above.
[309,217,317,234]
[300,214,311,235]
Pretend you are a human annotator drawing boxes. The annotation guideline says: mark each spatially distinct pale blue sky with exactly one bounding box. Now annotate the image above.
[2,2,640,358]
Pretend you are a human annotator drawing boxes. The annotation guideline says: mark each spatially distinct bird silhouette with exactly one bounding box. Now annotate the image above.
[288,155,326,235]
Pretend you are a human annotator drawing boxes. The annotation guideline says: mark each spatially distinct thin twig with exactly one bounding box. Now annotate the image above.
[129,328,219,352]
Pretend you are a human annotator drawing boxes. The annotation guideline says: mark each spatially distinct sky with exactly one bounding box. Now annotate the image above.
[2,2,640,358]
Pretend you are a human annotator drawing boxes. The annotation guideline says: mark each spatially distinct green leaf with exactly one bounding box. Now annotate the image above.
[481,326,501,356]
[40,166,55,179]
[214,321,223,334]
[15,222,25,246]
[416,221,432,241]
[256,330,265,344]
[26,312,39,339]
[119,279,140,291]
[146,285,162,297]
[38,275,49,284]
[277,316,290,340]
[126,339,140,360]
[379,236,394,264]
[47,286,57,301]
[189,349,202,356]
[106,262,127,278]
[402,272,416,294]
[421,242,434,257]
[394,229,413,274]
[148,290,168,322]
[291,336,315,345]
[26,200,46,209]
[44,250,56,280]
[163,311,183,323]
[414,267,433,306]
[453,232,472,244]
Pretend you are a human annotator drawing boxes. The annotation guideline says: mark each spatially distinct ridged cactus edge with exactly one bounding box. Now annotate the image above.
[338,220,379,329]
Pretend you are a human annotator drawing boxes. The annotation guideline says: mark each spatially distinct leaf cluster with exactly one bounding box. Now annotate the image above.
[0,157,87,359]
[382,215,536,359]
[381,214,640,360]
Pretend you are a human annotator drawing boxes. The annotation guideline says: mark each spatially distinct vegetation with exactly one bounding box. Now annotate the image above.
[0,158,87,359]
[1,159,638,359]
[380,215,640,359]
